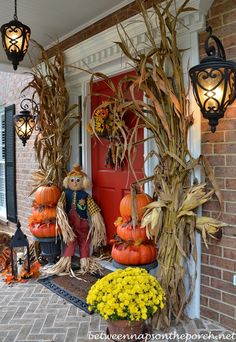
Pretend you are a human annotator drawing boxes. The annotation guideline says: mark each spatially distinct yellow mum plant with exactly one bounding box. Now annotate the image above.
[86,267,165,321]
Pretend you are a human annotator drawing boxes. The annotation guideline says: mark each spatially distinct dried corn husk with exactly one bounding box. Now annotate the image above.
[196,216,227,247]
[24,41,80,190]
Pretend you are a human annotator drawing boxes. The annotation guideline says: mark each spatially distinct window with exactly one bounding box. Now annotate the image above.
[0,106,6,218]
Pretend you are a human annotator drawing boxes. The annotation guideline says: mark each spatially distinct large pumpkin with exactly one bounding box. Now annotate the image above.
[119,193,152,221]
[111,241,157,265]
[29,223,61,238]
[35,185,61,206]
[28,207,56,225]
[116,222,147,242]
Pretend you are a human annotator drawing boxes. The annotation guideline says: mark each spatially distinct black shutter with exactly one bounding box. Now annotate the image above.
[5,105,17,223]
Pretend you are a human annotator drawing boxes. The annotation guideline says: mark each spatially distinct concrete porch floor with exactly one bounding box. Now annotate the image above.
[0,276,235,342]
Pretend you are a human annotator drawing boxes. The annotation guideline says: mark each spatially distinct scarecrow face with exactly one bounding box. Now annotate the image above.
[68,176,82,191]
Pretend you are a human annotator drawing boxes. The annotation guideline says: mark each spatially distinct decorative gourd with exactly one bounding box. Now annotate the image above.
[34,185,61,206]
[29,223,61,238]
[116,222,147,242]
[119,193,152,221]
[28,207,56,225]
[111,241,157,265]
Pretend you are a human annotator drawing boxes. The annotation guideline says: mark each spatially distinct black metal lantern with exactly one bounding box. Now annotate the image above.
[189,27,236,133]
[0,0,31,70]
[14,98,38,146]
[10,220,30,278]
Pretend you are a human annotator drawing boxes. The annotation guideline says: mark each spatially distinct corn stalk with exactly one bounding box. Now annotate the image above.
[23,42,80,190]
[89,0,225,328]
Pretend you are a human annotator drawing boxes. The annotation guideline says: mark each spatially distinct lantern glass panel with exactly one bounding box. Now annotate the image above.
[192,67,235,116]
[14,113,35,143]
[3,25,29,53]
[11,247,28,277]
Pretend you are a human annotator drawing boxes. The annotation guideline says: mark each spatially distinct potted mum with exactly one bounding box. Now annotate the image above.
[87,267,165,341]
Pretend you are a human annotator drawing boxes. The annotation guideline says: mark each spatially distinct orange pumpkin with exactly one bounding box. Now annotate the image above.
[28,207,56,225]
[35,186,61,206]
[119,193,152,221]
[111,241,157,265]
[116,222,147,242]
[29,223,61,238]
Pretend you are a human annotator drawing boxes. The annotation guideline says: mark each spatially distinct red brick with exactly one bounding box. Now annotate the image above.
[213,22,236,39]
[211,277,236,294]
[225,130,236,140]
[210,0,235,17]
[202,131,225,143]
[225,105,236,118]
[201,306,219,322]
[225,46,236,59]
[220,236,236,248]
[201,275,210,286]
[221,190,236,202]
[218,212,236,225]
[223,34,236,49]
[220,314,236,331]
[214,143,236,154]
[206,155,225,166]
[226,155,236,166]
[222,292,236,307]
[201,265,221,278]
[209,298,235,317]
[223,9,236,25]
[207,15,223,29]
[224,247,236,259]
[222,270,235,282]
[210,255,236,271]
[200,295,209,307]
[202,200,221,212]
[226,178,236,189]
[214,164,236,177]
[202,143,213,154]
[201,285,222,301]
[201,243,222,257]
[223,225,236,237]
[201,121,212,133]
[201,253,209,265]
[226,202,236,213]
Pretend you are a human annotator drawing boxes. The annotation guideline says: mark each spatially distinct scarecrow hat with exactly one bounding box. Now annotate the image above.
[67,164,86,178]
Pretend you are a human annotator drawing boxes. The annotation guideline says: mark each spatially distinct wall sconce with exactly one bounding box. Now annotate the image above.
[14,98,38,146]
[0,0,31,70]
[189,27,236,133]
[10,220,30,278]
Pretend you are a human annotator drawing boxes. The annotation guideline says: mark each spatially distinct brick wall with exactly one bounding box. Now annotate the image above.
[0,71,36,239]
[199,0,236,331]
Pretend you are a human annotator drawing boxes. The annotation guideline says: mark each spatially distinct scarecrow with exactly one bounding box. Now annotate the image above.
[46,165,106,275]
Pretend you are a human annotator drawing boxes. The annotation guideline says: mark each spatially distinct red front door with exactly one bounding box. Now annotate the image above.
[91,71,144,242]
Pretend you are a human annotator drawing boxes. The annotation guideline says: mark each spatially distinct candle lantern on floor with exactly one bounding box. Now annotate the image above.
[10,220,30,277]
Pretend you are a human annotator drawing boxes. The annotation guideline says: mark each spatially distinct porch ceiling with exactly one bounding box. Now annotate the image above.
[0,0,134,73]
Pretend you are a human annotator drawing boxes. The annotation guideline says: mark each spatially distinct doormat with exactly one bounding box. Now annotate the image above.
[38,268,111,314]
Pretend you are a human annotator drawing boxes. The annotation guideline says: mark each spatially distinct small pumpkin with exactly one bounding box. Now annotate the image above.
[119,193,152,221]
[34,185,61,206]
[111,241,157,265]
[28,207,56,225]
[116,222,147,242]
[29,223,61,238]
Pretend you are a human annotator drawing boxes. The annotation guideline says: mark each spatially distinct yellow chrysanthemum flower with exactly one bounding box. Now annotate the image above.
[86,267,165,321]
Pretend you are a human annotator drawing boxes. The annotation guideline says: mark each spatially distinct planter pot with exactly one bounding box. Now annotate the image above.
[34,237,61,265]
[107,320,144,342]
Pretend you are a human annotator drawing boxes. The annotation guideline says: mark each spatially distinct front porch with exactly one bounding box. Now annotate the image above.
[0,276,234,342]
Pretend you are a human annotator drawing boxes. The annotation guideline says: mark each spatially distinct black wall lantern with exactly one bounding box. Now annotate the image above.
[14,98,38,146]
[0,0,31,70]
[189,27,236,133]
[10,220,30,278]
